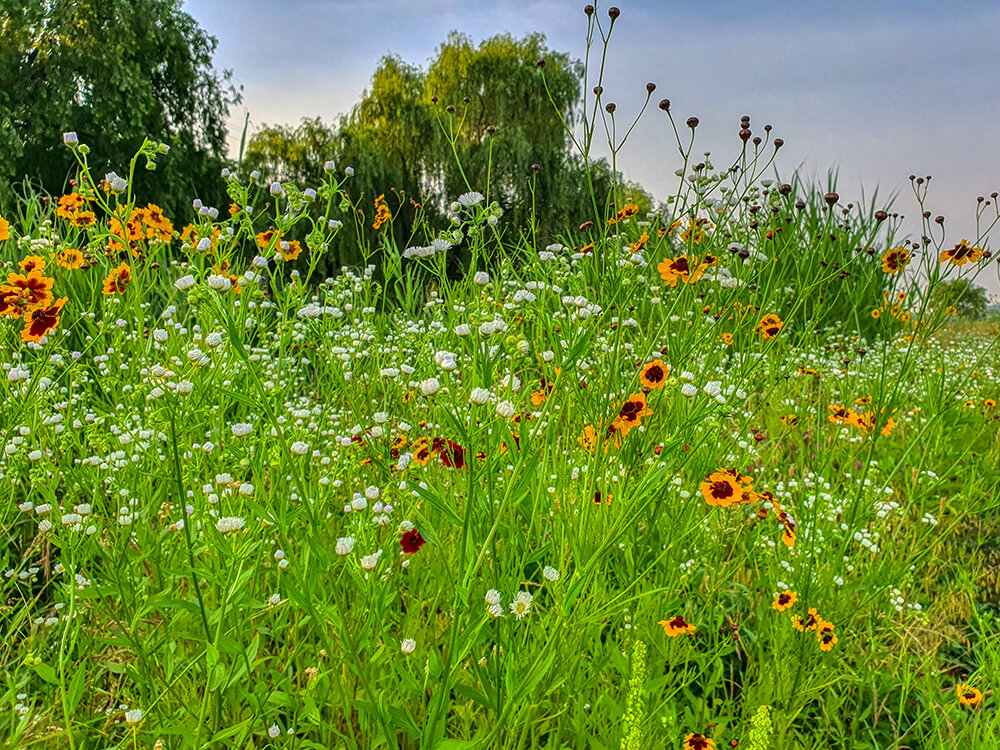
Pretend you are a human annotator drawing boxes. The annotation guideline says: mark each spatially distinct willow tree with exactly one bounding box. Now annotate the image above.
[242,117,338,186]
[0,0,238,218]
[243,31,640,267]
[423,31,584,236]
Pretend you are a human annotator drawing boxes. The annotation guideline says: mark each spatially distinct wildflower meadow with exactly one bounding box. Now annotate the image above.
[1,4,999,749]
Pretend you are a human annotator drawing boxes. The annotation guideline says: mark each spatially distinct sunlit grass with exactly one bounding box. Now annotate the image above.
[2,10,1000,750]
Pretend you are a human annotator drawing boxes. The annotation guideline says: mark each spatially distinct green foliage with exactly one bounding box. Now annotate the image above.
[243,31,623,270]
[931,278,989,319]
[746,704,773,750]
[2,7,1000,749]
[1,126,998,750]
[0,0,239,219]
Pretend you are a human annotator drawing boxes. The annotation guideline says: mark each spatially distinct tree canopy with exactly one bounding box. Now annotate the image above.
[0,0,239,218]
[243,31,638,266]
[931,278,989,320]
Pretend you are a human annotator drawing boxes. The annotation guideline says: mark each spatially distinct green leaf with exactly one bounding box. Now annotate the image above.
[33,662,59,685]
[66,664,87,713]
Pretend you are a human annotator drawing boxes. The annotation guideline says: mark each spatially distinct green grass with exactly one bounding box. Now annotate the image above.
[2,73,1000,750]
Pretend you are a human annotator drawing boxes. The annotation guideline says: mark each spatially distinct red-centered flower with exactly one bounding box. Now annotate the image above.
[21,297,67,343]
[399,529,426,554]
[439,440,466,469]
[2,271,54,308]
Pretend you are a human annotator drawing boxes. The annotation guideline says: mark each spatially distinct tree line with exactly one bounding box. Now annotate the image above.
[1,1,651,271]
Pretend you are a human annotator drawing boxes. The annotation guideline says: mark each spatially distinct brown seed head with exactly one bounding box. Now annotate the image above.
[658,98,670,111]
[824,192,839,206]
[686,116,699,128]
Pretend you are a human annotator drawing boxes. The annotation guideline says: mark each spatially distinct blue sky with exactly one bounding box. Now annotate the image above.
[185,0,1000,298]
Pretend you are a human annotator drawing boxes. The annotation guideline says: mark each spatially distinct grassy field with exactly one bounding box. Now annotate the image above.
[2,66,1000,750]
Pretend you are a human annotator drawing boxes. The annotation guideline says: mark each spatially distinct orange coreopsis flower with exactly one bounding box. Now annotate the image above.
[680,216,711,244]
[607,202,639,225]
[816,620,838,651]
[0,214,9,241]
[56,248,85,270]
[773,591,798,611]
[639,359,668,389]
[657,254,703,287]
[939,239,983,266]
[846,410,873,434]
[880,246,910,273]
[373,194,391,230]
[629,231,650,253]
[791,608,821,632]
[0,287,27,317]
[56,193,85,219]
[764,498,798,548]
[18,255,46,274]
[827,404,851,423]
[531,375,554,406]
[755,314,784,339]
[108,208,144,254]
[956,684,983,707]
[659,615,696,637]
[609,392,652,440]
[139,203,174,242]
[592,487,612,506]
[69,210,96,228]
[578,423,601,453]
[20,297,67,343]
[102,263,132,295]
[700,469,753,507]
[410,438,431,466]
[256,229,280,249]
[683,734,715,750]
[2,271,54,308]
[278,240,303,261]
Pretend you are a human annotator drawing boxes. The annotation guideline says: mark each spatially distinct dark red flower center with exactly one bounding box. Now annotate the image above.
[710,481,734,499]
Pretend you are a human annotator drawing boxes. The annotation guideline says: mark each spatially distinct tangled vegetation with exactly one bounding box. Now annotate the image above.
[2,5,999,750]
